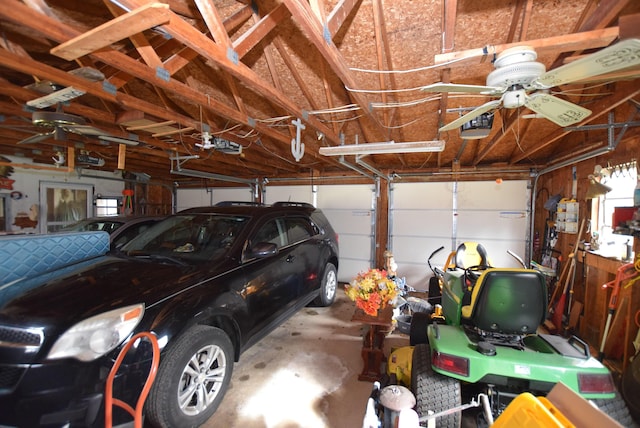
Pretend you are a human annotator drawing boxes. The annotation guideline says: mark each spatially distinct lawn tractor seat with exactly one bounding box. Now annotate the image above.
[451,242,492,306]
[453,242,490,270]
[461,268,547,335]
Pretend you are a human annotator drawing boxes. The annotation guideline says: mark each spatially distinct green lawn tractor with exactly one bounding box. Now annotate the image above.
[386,243,635,427]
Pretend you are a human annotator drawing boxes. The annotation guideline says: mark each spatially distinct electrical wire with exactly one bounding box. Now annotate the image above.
[349,56,468,74]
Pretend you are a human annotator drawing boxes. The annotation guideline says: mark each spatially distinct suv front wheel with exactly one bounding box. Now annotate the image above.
[146,325,234,427]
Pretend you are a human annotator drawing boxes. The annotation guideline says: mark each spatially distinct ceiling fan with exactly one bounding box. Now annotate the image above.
[17,106,140,146]
[422,38,640,132]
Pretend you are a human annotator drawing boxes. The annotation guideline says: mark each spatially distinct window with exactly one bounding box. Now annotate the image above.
[285,217,313,244]
[254,219,286,248]
[95,197,120,216]
[592,162,637,254]
[39,182,93,233]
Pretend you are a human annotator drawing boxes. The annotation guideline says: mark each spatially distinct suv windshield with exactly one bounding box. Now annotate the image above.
[122,214,249,262]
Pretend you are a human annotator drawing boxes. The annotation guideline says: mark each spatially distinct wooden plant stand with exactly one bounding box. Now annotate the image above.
[351,304,393,382]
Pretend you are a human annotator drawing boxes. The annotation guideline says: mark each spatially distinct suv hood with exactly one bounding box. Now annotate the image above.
[0,255,206,328]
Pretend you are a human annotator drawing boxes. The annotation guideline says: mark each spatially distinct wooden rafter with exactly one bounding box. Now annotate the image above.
[435,27,620,68]
[233,3,290,59]
[195,0,247,114]
[50,2,171,61]
[114,0,344,156]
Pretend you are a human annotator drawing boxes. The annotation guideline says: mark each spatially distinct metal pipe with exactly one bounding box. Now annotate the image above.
[338,156,375,180]
[356,155,389,179]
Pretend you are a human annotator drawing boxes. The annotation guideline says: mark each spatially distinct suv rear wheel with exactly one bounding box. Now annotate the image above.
[313,263,337,306]
[146,325,233,427]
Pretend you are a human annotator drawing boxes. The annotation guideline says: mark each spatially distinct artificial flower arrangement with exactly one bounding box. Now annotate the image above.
[345,268,398,316]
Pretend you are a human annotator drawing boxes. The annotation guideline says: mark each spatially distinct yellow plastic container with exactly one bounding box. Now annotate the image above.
[492,392,573,428]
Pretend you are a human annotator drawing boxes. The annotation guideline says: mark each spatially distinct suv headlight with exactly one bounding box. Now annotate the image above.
[48,304,145,362]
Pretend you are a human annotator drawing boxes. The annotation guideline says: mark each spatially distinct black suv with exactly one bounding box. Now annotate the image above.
[0,202,339,427]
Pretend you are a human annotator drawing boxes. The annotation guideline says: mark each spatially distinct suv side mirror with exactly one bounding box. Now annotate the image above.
[247,242,278,259]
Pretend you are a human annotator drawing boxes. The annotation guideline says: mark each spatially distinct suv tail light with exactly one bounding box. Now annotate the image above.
[432,351,469,377]
[578,373,615,393]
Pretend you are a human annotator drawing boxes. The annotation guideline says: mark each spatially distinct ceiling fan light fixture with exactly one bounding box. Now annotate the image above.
[503,89,527,109]
[319,140,445,156]
[460,113,494,139]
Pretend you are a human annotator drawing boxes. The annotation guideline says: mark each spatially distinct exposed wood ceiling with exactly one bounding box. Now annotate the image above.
[0,0,639,186]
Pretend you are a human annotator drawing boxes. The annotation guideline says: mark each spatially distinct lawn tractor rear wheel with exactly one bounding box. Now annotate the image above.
[411,343,462,428]
[591,393,637,428]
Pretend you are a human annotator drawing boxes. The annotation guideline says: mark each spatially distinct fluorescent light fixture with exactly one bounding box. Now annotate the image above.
[98,135,139,146]
[319,140,445,156]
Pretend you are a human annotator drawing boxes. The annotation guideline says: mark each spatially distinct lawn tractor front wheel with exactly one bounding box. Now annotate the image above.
[411,343,462,428]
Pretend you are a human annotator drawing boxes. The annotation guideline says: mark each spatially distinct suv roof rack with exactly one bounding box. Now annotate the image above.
[272,201,315,208]
[214,201,265,207]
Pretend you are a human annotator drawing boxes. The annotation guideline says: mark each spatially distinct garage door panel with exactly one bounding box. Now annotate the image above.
[321,209,372,235]
[393,210,453,237]
[455,210,527,240]
[317,184,374,283]
[340,259,371,280]
[265,186,313,204]
[339,234,372,259]
[317,185,374,208]
[457,181,529,210]
[392,182,453,209]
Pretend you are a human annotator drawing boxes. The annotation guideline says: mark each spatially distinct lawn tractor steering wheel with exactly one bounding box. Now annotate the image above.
[464,264,489,281]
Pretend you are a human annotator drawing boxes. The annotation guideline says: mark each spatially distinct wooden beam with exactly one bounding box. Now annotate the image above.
[434,27,620,67]
[327,0,362,39]
[117,144,126,170]
[50,2,171,61]
[233,3,290,59]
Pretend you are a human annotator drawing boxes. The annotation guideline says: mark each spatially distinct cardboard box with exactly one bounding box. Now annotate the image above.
[546,382,623,428]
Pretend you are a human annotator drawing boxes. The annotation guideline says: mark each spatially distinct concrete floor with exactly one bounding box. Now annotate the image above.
[203,289,411,428]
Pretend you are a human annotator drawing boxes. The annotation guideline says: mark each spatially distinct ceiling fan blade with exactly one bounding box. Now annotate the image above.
[421,83,504,95]
[535,38,640,88]
[524,93,591,127]
[17,130,55,144]
[439,99,502,132]
[65,124,108,136]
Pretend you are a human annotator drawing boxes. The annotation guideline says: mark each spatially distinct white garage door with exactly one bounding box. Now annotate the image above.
[316,184,376,283]
[390,180,530,290]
